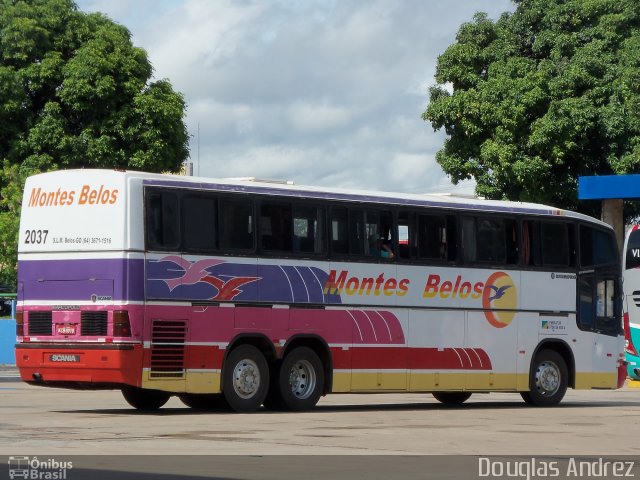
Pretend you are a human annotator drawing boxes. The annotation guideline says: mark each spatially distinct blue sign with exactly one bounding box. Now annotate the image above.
[0,320,16,364]
[579,175,640,200]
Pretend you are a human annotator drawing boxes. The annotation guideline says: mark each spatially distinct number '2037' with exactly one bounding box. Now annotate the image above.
[24,229,48,244]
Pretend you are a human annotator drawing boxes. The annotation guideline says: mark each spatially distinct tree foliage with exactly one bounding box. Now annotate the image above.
[0,0,189,286]
[424,0,640,212]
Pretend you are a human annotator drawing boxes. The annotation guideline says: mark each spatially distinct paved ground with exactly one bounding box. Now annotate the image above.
[1,374,639,455]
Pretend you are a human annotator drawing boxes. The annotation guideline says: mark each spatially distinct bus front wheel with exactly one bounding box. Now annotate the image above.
[278,347,324,411]
[521,350,568,407]
[122,386,171,411]
[222,344,269,412]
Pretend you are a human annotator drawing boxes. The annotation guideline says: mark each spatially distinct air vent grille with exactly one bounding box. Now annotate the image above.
[81,311,108,336]
[28,311,52,335]
[150,320,186,378]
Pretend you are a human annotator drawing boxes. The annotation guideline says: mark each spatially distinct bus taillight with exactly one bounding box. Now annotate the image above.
[624,312,638,356]
[16,311,23,337]
[113,311,131,337]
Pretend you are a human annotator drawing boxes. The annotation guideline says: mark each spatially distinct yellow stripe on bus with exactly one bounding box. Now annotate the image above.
[140,370,621,395]
[574,372,618,389]
[141,370,222,394]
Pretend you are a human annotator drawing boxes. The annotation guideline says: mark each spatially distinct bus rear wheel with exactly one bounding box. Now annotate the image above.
[262,363,286,411]
[432,392,472,405]
[521,350,568,407]
[179,393,230,411]
[222,344,269,413]
[277,347,324,412]
[122,386,170,411]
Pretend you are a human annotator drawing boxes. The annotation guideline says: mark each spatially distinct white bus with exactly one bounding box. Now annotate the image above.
[622,226,640,380]
[15,169,626,412]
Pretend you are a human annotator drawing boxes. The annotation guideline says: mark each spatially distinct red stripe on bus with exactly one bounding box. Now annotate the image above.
[138,345,492,371]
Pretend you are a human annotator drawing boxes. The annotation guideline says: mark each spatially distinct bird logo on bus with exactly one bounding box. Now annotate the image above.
[157,255,259,301]
[482,271,517,328]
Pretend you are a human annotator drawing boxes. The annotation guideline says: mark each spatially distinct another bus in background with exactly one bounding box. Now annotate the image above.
[622,226,640,380]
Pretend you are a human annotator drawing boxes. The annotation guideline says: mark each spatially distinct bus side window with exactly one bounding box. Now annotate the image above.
[260,202,292,252]
[462,217,476,263]
[219,197,254,251]
[596,279,616,318]
[182,194,217,252]
[595,278,620,335]
[541,222,570,267]
[522,220,541,266]
[505,219,518,265]
[418,214,447,261]
[397,211,413,260]
[460,217,514,265]
[364,210,380,257]
[293,205,325,255]
[330,207,348,255]
[349,210,366,255]
[580,273,621,335]
[522,221,533,265]
[445,215,457,262]
[578,274,595,328]
[365,210,395,259]
[476,218,506,264]
[580,225,617,267]
[146,190,179,250]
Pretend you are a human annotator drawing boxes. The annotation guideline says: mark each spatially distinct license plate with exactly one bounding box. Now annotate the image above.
[48,354,81,363]
[56,324,77,336]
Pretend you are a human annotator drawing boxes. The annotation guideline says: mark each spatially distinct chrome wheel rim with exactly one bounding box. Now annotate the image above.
[288,359,316,400]
[534,360,560,396]
[232,358,261,399]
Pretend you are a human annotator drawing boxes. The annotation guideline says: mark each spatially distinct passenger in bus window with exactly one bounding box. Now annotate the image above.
[369,235,395,259]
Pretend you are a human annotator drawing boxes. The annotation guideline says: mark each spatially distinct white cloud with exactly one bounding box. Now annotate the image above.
[287,101,352,134]
[75,0,514,195]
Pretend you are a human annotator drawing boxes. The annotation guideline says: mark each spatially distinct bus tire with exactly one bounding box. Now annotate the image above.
[122,386,170,411]
[432,392,472,405]
[521,350,568,407]
[222,344,269,413]
[179,393,230,411]
[278,347,324,412]
[262,362,287,411]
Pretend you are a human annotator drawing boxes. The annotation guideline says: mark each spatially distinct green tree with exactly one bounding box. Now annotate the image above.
[0,0,189,286]
[424,0,640,212]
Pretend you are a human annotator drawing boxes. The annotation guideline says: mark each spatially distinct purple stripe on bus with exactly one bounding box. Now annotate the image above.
[295,266,330,303]
[18,258,145,302]
[145,258,341,304]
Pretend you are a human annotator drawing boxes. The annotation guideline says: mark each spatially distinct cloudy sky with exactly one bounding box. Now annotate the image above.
[75,0,514,194]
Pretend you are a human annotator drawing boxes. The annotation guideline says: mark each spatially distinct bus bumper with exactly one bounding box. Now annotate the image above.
[15,342,143,388]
